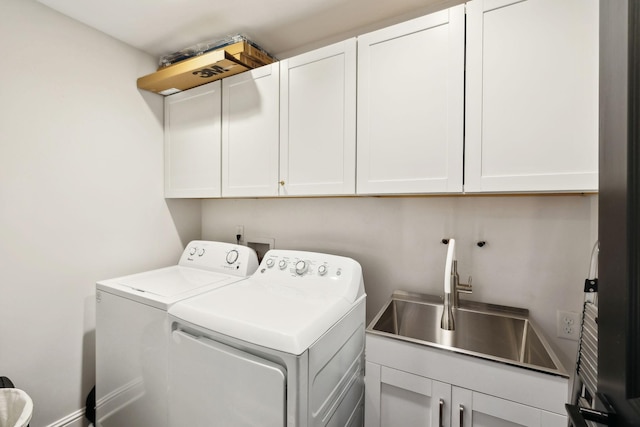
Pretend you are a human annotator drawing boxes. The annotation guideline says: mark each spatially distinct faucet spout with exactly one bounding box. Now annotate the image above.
[440,239,456,331]
[441,293,455,330]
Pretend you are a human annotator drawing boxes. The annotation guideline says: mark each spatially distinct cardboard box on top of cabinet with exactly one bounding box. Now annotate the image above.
[137,40,276,95]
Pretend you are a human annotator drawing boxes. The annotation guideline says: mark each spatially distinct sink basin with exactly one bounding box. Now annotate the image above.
[367,291,567,377]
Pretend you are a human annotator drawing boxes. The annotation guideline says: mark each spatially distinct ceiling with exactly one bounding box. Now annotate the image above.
[36,0,459,60]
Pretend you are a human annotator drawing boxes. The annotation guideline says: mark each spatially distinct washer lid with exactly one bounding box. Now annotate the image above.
[115,266,230,297]
[97,266,242,309]
[169,278,364,355]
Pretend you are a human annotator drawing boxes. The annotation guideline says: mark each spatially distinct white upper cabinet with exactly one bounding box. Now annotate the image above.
[164,82,222,198]
[465,0,599,193]
[357,5,465,195]
[221,63,280,197]
[279,39,357,196]
[164,0,599,198]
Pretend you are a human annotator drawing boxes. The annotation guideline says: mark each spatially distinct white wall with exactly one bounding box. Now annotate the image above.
[202,195,597,370]
[0,1,201,426]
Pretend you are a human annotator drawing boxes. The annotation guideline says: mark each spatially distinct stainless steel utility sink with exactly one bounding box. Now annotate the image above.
[367,291,567,377]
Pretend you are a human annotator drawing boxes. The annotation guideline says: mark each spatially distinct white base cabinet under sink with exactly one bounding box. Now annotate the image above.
[365,334,568,427]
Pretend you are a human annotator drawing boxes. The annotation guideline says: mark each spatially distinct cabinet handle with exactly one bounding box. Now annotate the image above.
[459,404,464,427]
[279,180,285,186]
[439,399,444,427]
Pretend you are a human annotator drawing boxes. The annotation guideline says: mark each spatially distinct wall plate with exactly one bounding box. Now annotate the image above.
[557,310,581,341]
[245,237,275,263]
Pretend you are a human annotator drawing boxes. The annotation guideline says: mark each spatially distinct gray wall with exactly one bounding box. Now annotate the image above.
[0,1,200,425]
[203,195,598,369]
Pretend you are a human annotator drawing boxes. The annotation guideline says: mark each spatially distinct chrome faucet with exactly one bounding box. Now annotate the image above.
[440,239,456,331]
[440,239,473,331]
[452,260,473,308]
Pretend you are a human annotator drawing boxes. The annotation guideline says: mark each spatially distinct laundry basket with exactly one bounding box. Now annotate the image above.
[0,378,32,427]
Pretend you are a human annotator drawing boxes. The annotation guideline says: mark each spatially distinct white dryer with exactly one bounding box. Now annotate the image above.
[95,241,258,427]
[167,249,366,427]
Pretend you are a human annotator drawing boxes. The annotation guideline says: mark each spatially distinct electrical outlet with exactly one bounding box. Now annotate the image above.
[556,310,581,341]
[235,225,244,242]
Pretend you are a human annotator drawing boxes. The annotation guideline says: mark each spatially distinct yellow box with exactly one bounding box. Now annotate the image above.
[137,50,249,95]
[232,53,266,70]
[222,40,275,66]
[137,40,276,95]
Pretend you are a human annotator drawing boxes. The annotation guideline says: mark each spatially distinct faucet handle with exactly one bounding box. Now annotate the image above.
[457,276,473,294]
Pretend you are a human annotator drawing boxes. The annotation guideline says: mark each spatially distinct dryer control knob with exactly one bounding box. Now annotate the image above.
[189,247,197,256]
[295,260,308,275]
[198,248,206,257]
[266,258,275,268]
[317,265,328,276]
[279,259,288,270]
[226,250,239,264]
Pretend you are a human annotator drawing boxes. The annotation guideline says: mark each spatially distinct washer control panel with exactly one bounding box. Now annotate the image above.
[259,250,350,280]
[256,249,364,303]
[178,241,259,277]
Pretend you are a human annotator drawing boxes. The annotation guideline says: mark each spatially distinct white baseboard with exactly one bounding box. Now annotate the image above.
[43,408,87,427]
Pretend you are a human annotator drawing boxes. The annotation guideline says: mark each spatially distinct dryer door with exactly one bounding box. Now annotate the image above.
[169,329,286,427]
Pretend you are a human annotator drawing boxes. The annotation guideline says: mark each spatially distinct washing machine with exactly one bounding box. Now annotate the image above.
[95,240,258,427]
[167,249,366,427]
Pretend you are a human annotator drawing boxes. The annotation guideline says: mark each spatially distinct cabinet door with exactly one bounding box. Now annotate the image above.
[357,6,464,195]
[222,63,280,197]
[465,0,599,193]
[451,387,566,427]
[164,82,222,198]
[366,362,451,427]
[279,39,356,196]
